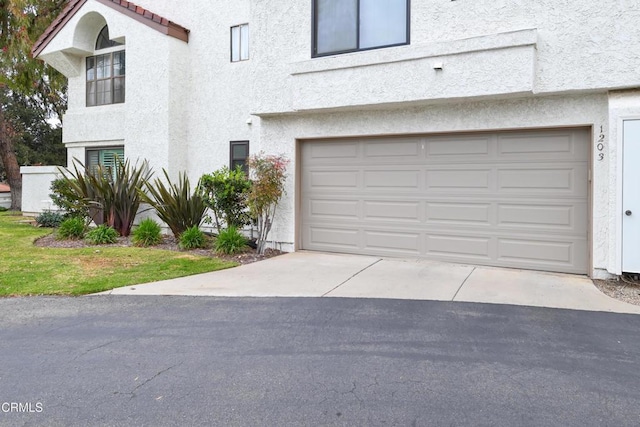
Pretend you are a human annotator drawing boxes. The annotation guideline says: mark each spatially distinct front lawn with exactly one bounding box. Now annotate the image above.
[0,212,238,296]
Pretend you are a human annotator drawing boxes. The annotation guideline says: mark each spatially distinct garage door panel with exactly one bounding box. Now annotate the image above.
[308,142,358,159]
[426,169,491,190]
[497,203,586,231]
[364,230,420,254]
[363,201,421,222]
[364,170,420,189]
[301,128,589,274]
[426,202,491,225]
[364,139,420,158]
[308,199,359,220]
[426,136,491,157]
[499,133,571,155]
[309,170,359,189]
[426,234,492,259]
[308,227,359,249]
[498,129,590,160]
[498,165,587,195]
[498,238,574,264]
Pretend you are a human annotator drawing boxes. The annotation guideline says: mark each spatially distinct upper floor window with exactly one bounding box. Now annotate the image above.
[86,25,125,107]
[95,25,123,50]
[313,0,409,57]
[231,24,249,62]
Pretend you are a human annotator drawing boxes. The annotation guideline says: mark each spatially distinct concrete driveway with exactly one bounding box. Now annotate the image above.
[101,252,640,314]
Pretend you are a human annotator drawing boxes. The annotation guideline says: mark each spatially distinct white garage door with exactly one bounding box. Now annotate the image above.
[300,128,589,274]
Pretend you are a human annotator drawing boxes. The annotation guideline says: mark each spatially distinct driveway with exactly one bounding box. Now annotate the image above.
[102,252,640,314]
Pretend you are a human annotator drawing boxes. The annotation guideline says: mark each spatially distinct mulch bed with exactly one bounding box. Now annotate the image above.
[33,232,284,265]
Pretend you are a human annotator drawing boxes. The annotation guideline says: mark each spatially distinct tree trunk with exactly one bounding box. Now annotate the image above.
[0,107,21,211]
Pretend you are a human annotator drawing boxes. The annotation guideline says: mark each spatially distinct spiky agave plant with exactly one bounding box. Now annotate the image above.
[104,159,153,236]
[56,158,152,236]
[141,170,207,238]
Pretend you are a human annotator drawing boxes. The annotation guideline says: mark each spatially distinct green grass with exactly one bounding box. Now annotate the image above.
[0,212,238,296]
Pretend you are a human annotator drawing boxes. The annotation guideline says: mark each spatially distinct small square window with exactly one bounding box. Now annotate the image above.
[231,24,249,62]
[230,141,249,173]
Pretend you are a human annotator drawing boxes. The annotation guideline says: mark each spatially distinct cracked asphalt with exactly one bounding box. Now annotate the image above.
[1,296,639,426]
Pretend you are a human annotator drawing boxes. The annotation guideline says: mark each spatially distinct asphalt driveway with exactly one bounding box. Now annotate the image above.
[1,296,639,426]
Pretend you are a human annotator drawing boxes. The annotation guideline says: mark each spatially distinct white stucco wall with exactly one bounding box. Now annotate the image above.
[41,1,191,179]
[249,0,640,115]
[36,0,640,277]
[178,0,254,184]
[20,166,63,215]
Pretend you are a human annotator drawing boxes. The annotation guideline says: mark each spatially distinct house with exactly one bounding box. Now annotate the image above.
[31,0,640,278]
[0,183,10,209]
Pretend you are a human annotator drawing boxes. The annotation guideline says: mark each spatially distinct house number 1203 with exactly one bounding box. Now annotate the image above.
[596,126,605,161]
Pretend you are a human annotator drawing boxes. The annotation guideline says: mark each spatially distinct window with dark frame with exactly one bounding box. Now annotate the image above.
[231,24,249,62]
[312,0,409,57]
[86,25,125,107]
[230,141,250,173]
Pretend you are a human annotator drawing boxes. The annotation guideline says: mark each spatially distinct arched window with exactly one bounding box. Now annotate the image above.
[86,25,125,106]
[95,25,122,50]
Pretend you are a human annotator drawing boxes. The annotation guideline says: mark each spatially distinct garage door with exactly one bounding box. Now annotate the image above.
[300,128,589,274]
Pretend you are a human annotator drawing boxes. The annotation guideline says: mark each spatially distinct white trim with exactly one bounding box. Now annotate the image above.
[65,139,124,149]
[291,28,537,75]
[19,165,63,174]
[93,45,125,55]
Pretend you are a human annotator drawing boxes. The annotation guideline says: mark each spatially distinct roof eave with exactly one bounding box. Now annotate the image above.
[32,0,189,59]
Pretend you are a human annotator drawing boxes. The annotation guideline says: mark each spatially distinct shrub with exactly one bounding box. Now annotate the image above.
[86,225,118,245]
[179,226,207,250]
[55,158,153,236]
[0,206,8,212]
[132,218,162,247]
[57,217,86,240]
[198,166,252,232]
[49,177,88,219]
[141,170,207,238]
[215,226,248,255]
[247,153,289,254]
[35,211,63,228]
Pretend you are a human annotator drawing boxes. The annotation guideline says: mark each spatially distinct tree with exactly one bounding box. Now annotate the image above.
[0,94,20,209]
[247,153,289,255]
[0,0,67,210]
[0,88,65,180]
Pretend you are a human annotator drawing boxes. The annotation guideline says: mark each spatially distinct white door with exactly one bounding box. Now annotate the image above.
[623,120,640,273]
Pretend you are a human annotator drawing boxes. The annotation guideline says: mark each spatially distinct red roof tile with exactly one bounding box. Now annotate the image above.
[32,0,189,57]
[0,183,10,193]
